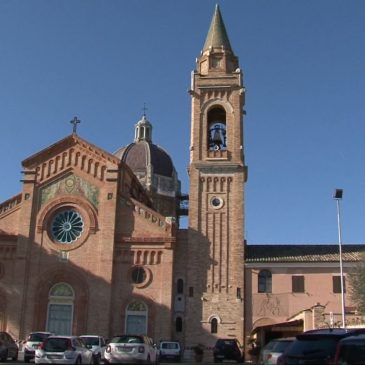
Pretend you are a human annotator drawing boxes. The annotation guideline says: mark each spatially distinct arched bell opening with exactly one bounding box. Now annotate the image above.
[207,107,227,151]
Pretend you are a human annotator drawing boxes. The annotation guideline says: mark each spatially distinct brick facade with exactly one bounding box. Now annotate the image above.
[1,6,364,361]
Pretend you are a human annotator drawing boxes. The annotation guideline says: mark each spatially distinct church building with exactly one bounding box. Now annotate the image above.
[0,5,364,360]
[0,5,246,352]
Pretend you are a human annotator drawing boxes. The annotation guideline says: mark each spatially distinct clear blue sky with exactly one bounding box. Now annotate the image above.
[1,0,365,244]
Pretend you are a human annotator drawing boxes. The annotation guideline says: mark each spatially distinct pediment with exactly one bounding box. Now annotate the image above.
[21,134,121,185]
[23,134,119,168]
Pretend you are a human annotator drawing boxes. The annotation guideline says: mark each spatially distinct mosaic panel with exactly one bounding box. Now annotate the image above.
[41,174,99,208]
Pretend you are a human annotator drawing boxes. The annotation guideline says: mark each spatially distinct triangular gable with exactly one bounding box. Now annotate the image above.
[21,134,121,187]
[22,133,119,168]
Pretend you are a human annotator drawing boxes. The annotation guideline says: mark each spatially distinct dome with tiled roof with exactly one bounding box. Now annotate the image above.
[114,114,180,202]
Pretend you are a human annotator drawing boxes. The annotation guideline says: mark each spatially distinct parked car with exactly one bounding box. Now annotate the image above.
[213,338,244,363]
[34,335,93,364]
[259,337,294,365]
[278,328,365,365]
[80,336,106,365]
[24,332,54,363]
[0,331,18,362]
[159,340,181,362]
[104,334,158,364]
[333,333,365,365]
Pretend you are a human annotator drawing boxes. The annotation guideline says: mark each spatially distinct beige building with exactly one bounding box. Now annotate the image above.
[0,4,364,360]
[245,244,365,358]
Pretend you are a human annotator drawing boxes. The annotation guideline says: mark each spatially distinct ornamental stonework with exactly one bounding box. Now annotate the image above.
[40,174,99,208]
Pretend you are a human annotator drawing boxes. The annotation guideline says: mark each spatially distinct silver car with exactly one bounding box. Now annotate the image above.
[104,334,158,364]
[259,337,294,365]
[35,335,93,364]
[24,332,54,363]
[80,336,106,365]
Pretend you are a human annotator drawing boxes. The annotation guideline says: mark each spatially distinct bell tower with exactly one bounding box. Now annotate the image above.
[185,5,247,347]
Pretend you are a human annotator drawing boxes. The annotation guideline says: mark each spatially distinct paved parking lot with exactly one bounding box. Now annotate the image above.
[14,350,254,364]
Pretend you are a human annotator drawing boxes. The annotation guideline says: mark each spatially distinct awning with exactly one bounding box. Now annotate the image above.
[251,319,303,336]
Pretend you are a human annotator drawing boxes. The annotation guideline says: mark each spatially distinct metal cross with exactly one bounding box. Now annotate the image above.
[70,116,81,134]
[142,103,148,117]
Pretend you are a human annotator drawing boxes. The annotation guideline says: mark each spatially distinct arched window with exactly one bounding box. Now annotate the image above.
[177,279,184,294]
[47,283,74,335]
[211,318,218,334]
[207,107,227,151]
[258,270,272,293]
[175,317,183,332]
[125,301,147,335]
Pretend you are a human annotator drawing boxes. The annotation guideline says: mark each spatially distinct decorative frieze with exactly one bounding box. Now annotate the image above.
[0,194,22,217]
[115,249,163,265]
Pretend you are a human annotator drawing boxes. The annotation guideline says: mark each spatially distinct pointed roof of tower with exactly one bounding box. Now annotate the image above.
[203,4,232,52]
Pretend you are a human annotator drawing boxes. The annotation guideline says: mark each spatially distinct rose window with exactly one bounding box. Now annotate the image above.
[51,210,84,244]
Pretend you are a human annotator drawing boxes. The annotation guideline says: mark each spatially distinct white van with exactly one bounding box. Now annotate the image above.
[159,341,181,362]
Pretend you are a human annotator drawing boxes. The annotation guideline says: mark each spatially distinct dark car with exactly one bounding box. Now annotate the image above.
[213,338,244,363]
[278,328,365,365]
[333,334,365,365]
[0,331,18,362]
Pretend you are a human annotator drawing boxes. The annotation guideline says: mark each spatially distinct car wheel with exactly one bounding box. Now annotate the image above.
[93,354,101,365]
[12,350,18,361]
[0,350,8,362]
[24,357,30,363]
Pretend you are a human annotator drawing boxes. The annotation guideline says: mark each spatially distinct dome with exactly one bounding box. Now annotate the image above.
[113,114,180,203]
[114,140,174,178]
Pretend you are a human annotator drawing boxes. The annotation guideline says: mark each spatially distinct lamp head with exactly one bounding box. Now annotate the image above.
[334,189,343,199]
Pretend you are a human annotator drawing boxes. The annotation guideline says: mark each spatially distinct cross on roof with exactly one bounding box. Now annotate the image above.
[70,116,81,134]
[142,103,148,117]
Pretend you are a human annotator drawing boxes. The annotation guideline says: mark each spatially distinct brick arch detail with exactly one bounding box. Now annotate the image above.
[37,196,98,234]
[32,266,89,335]
[120,295,157,338]
[201,98,234,116]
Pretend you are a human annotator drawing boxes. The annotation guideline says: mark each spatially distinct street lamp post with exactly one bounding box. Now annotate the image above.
[333,188,346,328]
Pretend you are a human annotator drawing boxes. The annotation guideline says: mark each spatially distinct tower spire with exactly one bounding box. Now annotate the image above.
[203,4,233,53]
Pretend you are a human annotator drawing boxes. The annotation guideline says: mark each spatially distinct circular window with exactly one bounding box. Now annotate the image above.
[51,210,84,244]
[130,266,152,288]
[210,196,224,209]
[131,266,147,284]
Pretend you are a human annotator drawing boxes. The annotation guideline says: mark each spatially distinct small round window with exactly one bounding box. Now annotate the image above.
[210,196,224,209]
[130,266,152,288]
[131,267,147,284]
[51,209,84,244]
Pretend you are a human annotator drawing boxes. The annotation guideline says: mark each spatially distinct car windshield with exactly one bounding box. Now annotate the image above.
[111,335,143,344]
[263,341,277,351]
[217,340,236,347]
[44,338,71,352]
[81,337,99,346]
[28,333,50,342]
[272,340,293,352]
[287,338,337,357]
